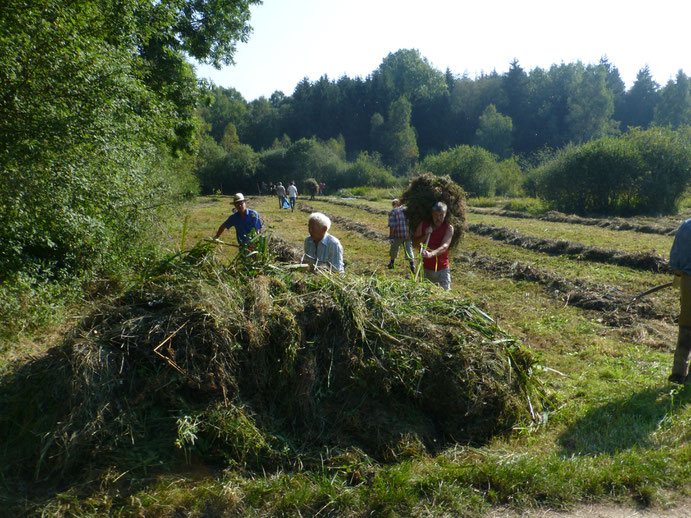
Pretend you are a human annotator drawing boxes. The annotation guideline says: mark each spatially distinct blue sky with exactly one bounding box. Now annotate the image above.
[194,0,689,101]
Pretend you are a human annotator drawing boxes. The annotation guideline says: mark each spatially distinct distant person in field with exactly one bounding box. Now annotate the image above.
[287,181,298,212]
[213,193,262,247]
[302,212,344,273]
[276,182,286,209]
[412,201,454,290]
[319,182,325,196]
[669,218,691,383]
[388,199,415,274]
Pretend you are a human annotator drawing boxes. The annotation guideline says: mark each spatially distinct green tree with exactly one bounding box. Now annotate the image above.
[654,71,691,128]
[0,0,258,302]
[206,87,248,143]
[474,104,513,159]
[566,63,617,142]
[221,122,241,151]
[502,59,532,153]
[243,97,281,150]
[371,49,448,107]
[382,97,419,173]
[619,66,660,129]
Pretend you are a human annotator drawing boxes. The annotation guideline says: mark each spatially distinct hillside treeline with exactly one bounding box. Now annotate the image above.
[199,49,691,170]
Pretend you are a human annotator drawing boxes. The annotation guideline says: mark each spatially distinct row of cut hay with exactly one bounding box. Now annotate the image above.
[469,223,669,272]
[0,240,547,481]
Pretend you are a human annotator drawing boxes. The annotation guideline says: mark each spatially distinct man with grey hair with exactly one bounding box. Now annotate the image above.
[388,198,415,273]
[276,182,287,209]
[302,212,344,273]
[412,201,454,290]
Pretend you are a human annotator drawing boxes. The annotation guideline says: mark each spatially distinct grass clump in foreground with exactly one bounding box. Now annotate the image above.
[0,239,548,511]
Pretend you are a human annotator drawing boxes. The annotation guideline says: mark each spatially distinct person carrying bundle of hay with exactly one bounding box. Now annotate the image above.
[412,201,454,290]
[401,173,466,291]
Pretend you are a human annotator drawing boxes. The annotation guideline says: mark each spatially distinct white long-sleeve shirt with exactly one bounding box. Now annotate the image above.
[303,232,344,273]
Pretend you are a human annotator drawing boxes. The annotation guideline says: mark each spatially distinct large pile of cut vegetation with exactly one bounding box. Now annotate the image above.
[400,173,467,250]
[0,241,546,487]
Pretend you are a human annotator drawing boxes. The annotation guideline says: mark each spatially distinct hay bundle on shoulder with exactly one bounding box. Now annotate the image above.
[400,172,466,250]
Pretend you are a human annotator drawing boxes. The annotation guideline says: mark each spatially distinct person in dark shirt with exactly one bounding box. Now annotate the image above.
[669,218,691,383]
[213,193,262,247]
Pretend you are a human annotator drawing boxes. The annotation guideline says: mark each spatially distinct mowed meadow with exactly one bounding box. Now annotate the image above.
[151,192,691,515]
[6,190,691,518]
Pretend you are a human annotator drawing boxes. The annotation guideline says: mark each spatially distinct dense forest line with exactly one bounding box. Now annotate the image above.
[199,49,691,166]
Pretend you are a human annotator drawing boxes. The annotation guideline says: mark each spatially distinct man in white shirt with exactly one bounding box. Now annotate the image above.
[302,212,344,273]
[287,181,298,212]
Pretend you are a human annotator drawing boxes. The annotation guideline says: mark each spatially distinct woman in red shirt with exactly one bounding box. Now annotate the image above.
[412,201,455,290]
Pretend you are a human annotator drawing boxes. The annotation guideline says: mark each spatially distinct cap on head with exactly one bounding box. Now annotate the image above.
[392,198,400,207]
[233,193,246,204]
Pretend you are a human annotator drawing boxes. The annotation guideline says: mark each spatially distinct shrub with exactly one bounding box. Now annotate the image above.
[342,152,398,188]
[535,128,691,215]
[421,145,522,197]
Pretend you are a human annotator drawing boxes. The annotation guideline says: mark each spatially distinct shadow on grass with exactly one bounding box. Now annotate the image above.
[557,384,691,456]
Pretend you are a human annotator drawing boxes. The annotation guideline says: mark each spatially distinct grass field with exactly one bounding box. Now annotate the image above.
[6,193,691,516]
[155,194,691,514]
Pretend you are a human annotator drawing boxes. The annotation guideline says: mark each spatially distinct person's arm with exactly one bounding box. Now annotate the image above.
[254,213,262,234]
[411,222,426,248]
[328,240,345,273]
[422,225,454,259]
[214,224,226,240]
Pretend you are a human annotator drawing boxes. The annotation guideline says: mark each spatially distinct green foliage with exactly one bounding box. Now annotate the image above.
[372,49,449,105]
[495,158,525,197]
[343,152,398,188]
[535,127,691,215]
[474,104,513,159]
[421,145,520,197]
[654,71,691,128]
[566,63,618,142]
[0,0,257,337]
[380,96,419,173]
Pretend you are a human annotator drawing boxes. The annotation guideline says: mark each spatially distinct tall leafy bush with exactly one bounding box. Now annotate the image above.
[535,128,691,215]
[421,145,525,197]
